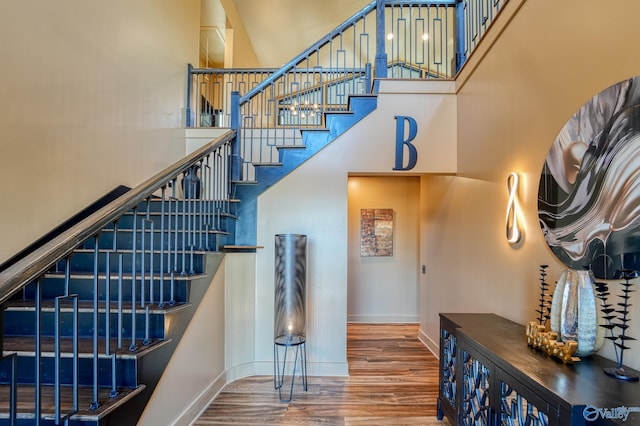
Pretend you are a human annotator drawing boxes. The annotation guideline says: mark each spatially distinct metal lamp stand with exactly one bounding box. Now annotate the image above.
[273,334,307,402]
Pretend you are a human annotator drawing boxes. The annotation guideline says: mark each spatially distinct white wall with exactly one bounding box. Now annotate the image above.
[139,255,226,426]
[254,82,457,376]
[347,176,420,323]
[419,0,640,370]
[139,252,258,425]
[224,253,257,378]
[0,0,200,263]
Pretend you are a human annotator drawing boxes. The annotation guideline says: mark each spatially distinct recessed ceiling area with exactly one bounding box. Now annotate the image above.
[200,0,227,67]
[200,0,371,68]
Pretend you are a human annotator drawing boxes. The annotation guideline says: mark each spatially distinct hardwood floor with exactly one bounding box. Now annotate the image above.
[194,323,450,425]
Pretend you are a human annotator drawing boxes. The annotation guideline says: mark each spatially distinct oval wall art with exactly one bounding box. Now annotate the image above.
[538,76,640,279]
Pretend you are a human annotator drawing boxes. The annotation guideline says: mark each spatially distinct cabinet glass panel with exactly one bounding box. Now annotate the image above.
[462,350,491,425]
[500,381,549,426]
[441,328,457,408]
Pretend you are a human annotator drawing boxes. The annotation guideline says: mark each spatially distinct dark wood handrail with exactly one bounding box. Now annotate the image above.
[238,1,377,105]
[0,130,236,306]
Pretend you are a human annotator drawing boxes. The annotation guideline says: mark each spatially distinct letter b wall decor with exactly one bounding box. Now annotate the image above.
[393,115,418,171]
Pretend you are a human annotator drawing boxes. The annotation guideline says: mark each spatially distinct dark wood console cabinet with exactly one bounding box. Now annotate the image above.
[437,313,640,425]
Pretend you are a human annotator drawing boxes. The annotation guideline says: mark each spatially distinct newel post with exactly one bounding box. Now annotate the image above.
[455,0,467,72]
[375,0,388,83]
[230,91,242,182]
[186,64,193,127]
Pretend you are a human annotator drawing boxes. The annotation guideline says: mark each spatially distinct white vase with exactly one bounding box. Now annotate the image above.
[550,269,604,357]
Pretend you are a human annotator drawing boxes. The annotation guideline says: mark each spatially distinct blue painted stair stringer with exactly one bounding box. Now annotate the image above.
[233,94,377,246]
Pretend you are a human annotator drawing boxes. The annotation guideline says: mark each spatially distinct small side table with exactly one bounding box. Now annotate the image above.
[273,334,308,402]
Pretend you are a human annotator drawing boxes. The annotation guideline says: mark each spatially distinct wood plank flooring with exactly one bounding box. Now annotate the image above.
[194,323,449,425]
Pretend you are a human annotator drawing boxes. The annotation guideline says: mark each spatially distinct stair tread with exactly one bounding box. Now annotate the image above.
[143,197,235,201]
[119,211,237,217]
[4,299,190,314]
[69,247,222,255]
[97,227,231,234]
[44,270,208,281]
[253,162,283,167]
[0,383,146,421]
[223,245,264,252]
[2,334,171,358]
[325,110,353,114]
[158,198,236,202]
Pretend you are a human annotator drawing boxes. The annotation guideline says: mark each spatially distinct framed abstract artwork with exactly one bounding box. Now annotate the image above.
[538,76,640,279]
[360,208,394,257]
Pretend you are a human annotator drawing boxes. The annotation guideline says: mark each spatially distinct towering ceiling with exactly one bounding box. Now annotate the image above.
[230,0,371,67]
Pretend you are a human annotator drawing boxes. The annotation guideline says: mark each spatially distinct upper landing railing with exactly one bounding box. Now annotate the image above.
[187,0,509,180]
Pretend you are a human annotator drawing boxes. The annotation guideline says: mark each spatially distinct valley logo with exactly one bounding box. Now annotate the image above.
[583,405,640,422]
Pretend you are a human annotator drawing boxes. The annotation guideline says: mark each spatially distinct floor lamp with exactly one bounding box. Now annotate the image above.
[273,234,308,402]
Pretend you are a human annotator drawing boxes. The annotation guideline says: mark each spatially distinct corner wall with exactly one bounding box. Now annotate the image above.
[138,255,226,426]
[420,0,640,370]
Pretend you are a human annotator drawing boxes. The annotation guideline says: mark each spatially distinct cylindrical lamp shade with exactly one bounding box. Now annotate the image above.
[274,234,307,345]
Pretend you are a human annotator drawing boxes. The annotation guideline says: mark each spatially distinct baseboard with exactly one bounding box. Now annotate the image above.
[225,361,260,383]
[418,328,439,359]
[171,370,227,426]
[307,361,349,376]
[347,315,419,323]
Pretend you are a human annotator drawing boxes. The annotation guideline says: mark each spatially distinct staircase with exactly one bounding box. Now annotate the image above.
[0,92,377,424]
[0,194,229,425]
[233,94,378,245]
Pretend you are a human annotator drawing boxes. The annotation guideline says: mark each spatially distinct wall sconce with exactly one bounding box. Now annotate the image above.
[506,172,522,245]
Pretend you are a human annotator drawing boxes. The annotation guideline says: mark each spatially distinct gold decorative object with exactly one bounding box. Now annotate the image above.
[525,265,580,364]
[526,321,580,364]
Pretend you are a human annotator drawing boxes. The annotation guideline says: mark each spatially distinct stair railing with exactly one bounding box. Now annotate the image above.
[189,0,505,182]
[0,130,236,423]
[226,1,380,183]
[187,0,511,132]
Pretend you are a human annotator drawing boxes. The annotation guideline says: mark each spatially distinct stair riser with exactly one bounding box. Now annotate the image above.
[23,278,190,305]
[80,231,221,252]
[0,356,139,387]
[0,419,101,425]
[325,113,354,136]
[3,311,169,340]
[348,96,377,114]
[135,200,234,214]
[114,212,234,229]
[54,252,206,275]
